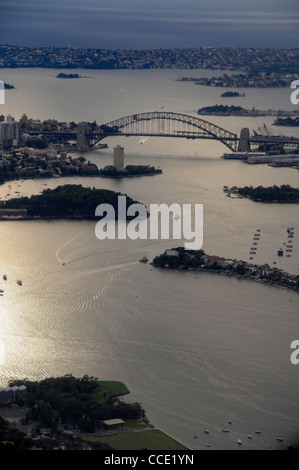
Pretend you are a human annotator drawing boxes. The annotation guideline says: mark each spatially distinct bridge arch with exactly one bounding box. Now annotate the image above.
[91,111,239,151]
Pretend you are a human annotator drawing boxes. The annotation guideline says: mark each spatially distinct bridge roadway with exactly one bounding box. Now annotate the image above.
[25,111,299,151]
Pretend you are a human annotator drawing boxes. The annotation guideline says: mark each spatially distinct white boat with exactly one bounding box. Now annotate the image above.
[237,439,242,445]
[222,428,230,433]
[247,435,253,439]
[204,429,210,434]
[276,436,283,442]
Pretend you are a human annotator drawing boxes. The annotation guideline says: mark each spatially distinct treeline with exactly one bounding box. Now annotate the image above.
[229,185,299,203]
[153,247,205,269]
[99,164,162,177]
[198,104,245,115]
[0,184,145,218]
[56,73,80,79]
[8,375,144,433]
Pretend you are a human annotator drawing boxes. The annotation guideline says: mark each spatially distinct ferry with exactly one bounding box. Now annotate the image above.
[221,151,266,160]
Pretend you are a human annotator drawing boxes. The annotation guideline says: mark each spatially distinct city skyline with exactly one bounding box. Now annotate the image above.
[0,0,298,50]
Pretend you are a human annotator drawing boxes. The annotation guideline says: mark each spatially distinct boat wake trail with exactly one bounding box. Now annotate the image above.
[56,226,91,264]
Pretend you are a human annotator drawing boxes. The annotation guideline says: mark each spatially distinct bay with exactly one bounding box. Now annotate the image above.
[0,68,298,450]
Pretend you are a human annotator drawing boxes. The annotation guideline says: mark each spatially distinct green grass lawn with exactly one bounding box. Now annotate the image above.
[93,381,129,402]
[83,429,189,450]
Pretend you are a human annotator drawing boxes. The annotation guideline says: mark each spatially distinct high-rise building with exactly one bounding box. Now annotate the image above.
[0,117,20,149]
[113,145,124,171]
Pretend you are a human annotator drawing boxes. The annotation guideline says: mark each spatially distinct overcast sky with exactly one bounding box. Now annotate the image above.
[0,0,298,49]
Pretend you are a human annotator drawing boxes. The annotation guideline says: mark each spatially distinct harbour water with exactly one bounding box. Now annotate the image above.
[0,68,298,450]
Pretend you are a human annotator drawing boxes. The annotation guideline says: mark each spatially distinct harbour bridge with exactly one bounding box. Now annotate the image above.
[78,111,244,152]
[27,111,299,152]
[77,111,299,152]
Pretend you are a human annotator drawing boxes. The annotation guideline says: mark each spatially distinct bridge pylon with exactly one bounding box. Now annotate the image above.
[238,128,250,152]
[77,122,91,150]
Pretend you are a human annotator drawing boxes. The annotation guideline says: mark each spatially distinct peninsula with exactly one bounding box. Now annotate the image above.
[178,71,295,88]
[198,104,279,117]
[0,184,147,219]
[152,247,299,292]
[224,185,299,203]
[0,375,187,451]
[0,151,100,185]
[99,164,162,178]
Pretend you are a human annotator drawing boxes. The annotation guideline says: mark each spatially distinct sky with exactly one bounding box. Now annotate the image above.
[0,0,298,49]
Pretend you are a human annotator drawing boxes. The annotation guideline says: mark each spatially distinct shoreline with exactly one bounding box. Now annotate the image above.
[151,247,298,294]
[152,264,299,293]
